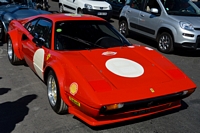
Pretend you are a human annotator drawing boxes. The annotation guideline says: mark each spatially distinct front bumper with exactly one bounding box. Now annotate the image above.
[67,90,195,126]
[174,28,200,50]
[175,35,200,50]
[69,100,181,126]
[82,8,112,20]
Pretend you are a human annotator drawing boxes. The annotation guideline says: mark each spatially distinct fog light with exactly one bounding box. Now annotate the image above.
[182,90,188,95]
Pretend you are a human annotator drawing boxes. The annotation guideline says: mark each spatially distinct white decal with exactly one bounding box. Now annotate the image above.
[145,47,153,50]
[106,58,144,78]
[128,46,135,48]
[102,51,117,56]
[33,49,44,80]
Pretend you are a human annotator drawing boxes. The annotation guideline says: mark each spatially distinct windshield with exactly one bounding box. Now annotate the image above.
[161,0,200,16]
[54,20,131,51]
[0,0,11,4]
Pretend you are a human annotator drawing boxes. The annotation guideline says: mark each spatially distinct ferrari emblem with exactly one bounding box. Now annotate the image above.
[46,54,51,61]
[150,88,155,93]
[70,82,78,95]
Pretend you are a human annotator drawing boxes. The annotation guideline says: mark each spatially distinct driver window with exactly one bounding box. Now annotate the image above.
[130,0,143,10]
[145,0,161,13]
[25,19,38,33]
[32,19,52,49]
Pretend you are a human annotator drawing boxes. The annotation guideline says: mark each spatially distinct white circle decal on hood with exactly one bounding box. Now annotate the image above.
[105,58,144,78]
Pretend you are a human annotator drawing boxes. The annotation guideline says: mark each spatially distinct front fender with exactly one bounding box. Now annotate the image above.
[44,60,72,107]
[7,29,23,60]
[157,24,177,40]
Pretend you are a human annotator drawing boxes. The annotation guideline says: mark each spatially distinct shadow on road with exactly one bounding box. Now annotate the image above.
[0,88,11,95]
[73,100,188,130]
[0,94,37,133]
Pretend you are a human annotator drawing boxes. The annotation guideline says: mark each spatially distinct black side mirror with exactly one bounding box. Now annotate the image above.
[32,33,45,47]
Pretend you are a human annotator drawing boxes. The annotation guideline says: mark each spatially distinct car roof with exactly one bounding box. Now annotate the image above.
[33,13,106,22]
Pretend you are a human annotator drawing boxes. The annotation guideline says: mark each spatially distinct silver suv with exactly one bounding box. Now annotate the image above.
[119,0,200,53]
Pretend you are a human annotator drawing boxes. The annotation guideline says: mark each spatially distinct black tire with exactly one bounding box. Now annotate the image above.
[0,22,5,42]
[7,37,23,65]
[157,32,174,54]
[47,70,68,114]
[77,8,83,14]
[119,20,129,37]
[59,4,63,13]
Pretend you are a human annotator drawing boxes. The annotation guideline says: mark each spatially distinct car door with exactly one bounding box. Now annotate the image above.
[22,18,52,80]
[126,0,144,32]
[63,0,77,13]
[137,0,161,38]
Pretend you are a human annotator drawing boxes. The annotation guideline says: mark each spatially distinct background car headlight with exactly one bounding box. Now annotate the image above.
[84,4,92,9]
[109,5,112,10]
[179,21,194,31]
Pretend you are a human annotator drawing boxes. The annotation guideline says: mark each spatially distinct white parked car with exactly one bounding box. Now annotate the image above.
[59,0,113,20]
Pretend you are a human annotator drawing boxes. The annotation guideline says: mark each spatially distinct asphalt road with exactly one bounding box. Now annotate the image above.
[0,0,200,133]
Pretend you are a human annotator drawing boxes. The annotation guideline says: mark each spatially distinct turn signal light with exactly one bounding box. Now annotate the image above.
[105,103,124,111]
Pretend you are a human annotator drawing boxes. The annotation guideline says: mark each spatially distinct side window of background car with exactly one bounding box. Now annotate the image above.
[145,0,161,14]
[32,19,52,49]
[130,0,144,10]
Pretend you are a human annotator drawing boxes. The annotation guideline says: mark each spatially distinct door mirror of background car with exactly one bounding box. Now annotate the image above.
[150,8,160,16]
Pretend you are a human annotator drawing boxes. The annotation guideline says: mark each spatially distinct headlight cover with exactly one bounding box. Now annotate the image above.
[179,21,194,31]
[84,4,92,9]
[109,5,112,10]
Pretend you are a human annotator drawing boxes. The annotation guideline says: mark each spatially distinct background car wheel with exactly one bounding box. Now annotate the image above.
[59,4,63,13]
[0,22,5,42]
[77,9,83,14]
[157,32,174,54]
[119,20,129,37]
[7,37,23,65]
[47,70,68,114]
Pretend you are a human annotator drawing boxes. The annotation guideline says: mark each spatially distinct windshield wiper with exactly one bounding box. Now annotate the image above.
[60,34,105,49]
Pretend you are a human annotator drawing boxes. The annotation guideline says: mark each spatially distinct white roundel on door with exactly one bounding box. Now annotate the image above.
[105,58,144,78]
[33,49,44,80]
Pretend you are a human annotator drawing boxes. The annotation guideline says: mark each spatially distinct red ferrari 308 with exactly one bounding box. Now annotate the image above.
[7,13,196,126]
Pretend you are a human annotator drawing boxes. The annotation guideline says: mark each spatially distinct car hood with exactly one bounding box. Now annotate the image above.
[83,0,110,8]
[170,15,200,27]
[63,46,196,104]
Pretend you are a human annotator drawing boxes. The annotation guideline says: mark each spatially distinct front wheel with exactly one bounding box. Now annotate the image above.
[157,32,174,54]
[7,37,23,65]
[0,22,5,42]
[119,20,129,37]
[47,70,68,114]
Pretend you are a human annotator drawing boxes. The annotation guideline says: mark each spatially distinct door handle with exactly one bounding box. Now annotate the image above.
[140,14,145,17]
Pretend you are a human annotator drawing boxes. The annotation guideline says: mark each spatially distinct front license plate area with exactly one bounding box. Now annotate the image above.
[97,12,107,15]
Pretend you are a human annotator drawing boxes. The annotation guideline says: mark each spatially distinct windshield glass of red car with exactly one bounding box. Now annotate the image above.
[54,20,131,50]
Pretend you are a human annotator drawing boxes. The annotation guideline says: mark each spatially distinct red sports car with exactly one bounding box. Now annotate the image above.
[7,13,196,126]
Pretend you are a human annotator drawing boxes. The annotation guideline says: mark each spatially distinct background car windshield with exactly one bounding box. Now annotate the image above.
[54,20,130,50]
[0,0,11,4]
[161,0,200,16]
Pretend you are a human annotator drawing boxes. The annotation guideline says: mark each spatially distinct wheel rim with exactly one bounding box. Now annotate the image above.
[158,35,170,51]
[7,39,13,60]
[0,27,2,39]
[119,22,126,35]
[47,75,57,106]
